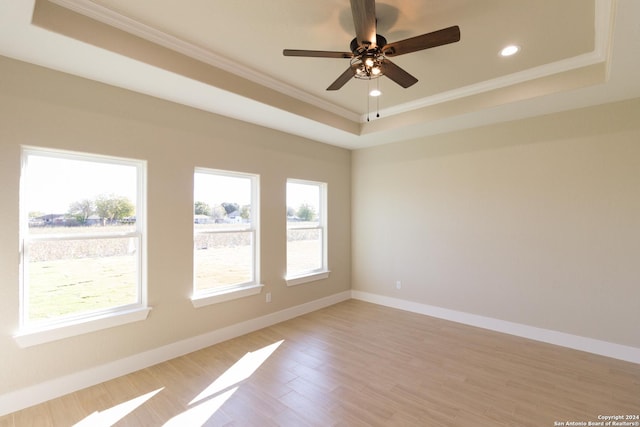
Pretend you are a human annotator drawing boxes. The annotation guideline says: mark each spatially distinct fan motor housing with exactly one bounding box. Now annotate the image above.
[350,34,387,54]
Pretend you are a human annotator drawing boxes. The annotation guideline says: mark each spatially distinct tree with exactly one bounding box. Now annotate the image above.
[194,201,211,216]
[95,193,134,224]
[240,204,251,220]
[296,203,317,222]
[68,199,94,224]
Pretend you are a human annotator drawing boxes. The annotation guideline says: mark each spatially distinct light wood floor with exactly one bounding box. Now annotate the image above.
[1,299,639,426]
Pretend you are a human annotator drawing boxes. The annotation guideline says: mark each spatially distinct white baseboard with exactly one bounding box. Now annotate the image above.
[351,290,640,365]
[0,290,351,417]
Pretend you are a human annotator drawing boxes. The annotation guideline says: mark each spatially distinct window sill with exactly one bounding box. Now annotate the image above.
[14,306,151,348]
[285,270,330,287]
[191,283,264,308]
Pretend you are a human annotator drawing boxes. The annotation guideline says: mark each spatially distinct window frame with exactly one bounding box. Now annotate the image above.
[191,167,262,307]
[15,147,149,347]
[285,178,329,286]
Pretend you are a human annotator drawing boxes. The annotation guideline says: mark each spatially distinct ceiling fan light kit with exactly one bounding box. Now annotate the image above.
[283,0,461,93]
[350,34,387,81]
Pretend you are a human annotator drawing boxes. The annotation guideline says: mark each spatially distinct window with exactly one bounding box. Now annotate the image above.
[286,179,329,285]
[17,147,148,346]
[193,168,261,306]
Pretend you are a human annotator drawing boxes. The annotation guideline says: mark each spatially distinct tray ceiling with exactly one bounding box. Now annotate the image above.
[1,0,639,148]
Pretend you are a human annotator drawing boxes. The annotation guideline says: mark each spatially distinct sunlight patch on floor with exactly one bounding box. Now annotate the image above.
[161,340,284,425]
[70,340,284,426]
[162,387,238,427]
[189,339,284,406]
[72,387,163,427]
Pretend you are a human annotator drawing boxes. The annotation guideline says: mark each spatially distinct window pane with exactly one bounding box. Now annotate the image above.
[286,179,326,278]
[25,154,138,233]
[194,172,252,230]
[193,168,258,298]
[25,237,138,325]
[287,228,322,274]
[21,149,144,331]
[194,231,253,291]
[287,181,320,227]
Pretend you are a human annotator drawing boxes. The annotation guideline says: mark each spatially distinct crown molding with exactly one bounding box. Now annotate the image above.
[364,0,614,122]
[48,0,362,123]
[48,0,613,127]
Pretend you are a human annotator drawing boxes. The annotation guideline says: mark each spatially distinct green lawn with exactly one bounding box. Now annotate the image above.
[27,255,137,323]
[25,224,321,324]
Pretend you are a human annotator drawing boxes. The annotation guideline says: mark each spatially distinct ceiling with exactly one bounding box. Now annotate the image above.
[1,0,639,149]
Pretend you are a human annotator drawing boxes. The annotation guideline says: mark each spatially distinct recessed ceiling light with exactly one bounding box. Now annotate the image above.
[500,45,520,57]
[369,89,382,97]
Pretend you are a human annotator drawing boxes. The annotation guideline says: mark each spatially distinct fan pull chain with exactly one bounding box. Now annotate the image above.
[376,78,380,118]
[366,79,380,121]
[367,79,371,122]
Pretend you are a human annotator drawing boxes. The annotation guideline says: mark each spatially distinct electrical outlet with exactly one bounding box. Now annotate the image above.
[266,292,272,303]
[396,281,401,290]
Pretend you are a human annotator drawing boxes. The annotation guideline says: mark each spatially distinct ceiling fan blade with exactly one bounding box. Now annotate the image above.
[327,66,357,91]
[283,49,353,59]
[350,0,377,47]
[380,59,418,88]
[383,25,460,57]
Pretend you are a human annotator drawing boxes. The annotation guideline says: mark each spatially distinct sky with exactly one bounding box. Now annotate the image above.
[194,172,251,207]
[26,155,319,216]
[25,154,138,214]
[194,172,320,212]
[286,181,319,211]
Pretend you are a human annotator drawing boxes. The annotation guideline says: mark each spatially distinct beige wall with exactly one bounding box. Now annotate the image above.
[353,98,640,348]
[0,56,351,394]
[1,51,639,400]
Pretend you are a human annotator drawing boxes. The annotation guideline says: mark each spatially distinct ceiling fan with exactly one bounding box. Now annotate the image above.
[283,0,461,91]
